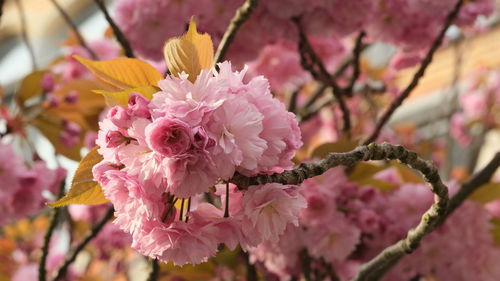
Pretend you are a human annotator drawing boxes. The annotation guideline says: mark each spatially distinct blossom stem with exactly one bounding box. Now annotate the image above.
[49,0,98,59]
[362,0,464,145]
[185,197,191,223]
[179,198,185,221]
[51,207,114,281]
[93,0,135,58]
[224,182,230,218]
[14,0,37,71]
[38,181,65,281]
[214,0,259,64]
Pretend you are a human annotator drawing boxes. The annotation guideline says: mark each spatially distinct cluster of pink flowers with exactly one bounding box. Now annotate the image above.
[451,69,500,146]
[0,143,66,226]
[93,62,305,265]
[247,167,500,281]
[114,0,493,66]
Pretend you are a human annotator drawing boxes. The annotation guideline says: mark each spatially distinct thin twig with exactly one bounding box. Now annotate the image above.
[344,31,365,97]
[49,0,98,59]
[93,0,134,58]
[146,259,160,281]
[0,0,5,24]
[214,0,259,64]
[287,86,302,113]
[446,152,500,217]
[298,97,335,123]
[14,0,37,70]
[224,182,230,218]
[294,18,351,135]
[363,0,464,145]
[38,181,66,281]
[304,84,328,110]
[51,207,114,281]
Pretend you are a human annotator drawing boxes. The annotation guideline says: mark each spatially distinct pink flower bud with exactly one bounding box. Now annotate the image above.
[107,106,131,128]
[46,93,60,107]
[128,92,151,118]
[41,73,56,93]
[106,131,128,147]
[64,90,79,104]
[60,131,79,148]
[62,120,81,136]
[83,131,98,149]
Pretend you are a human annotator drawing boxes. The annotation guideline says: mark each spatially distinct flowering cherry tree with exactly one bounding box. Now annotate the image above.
[1,0,500,280]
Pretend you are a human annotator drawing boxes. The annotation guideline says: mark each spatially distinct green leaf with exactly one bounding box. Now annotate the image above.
[470,182,500,204]
[49,147,108,207]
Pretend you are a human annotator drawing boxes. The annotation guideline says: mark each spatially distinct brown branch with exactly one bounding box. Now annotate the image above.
[363,0,464,145]
[0,0,5,24]
[51,207,114,281]
[49,0,98,60]
[93,0,134,58]
[303,84,327,110]
[344,31,365,97]
[214,0,259,64]
[298,97,334,123]
[38,182,66,281]
[294,18,351,135]
[446,152,500,217]
[287,86,302,113]
[14,0,37,70]
[146,259,160,281]
[232,144,448,281]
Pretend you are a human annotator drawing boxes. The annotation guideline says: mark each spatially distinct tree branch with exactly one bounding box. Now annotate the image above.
[294,18,351,135]
[93,0,134,58]
[214,0,259,64]
[146,259,160,281]
[344,31,365,97]
[49,0,98,59]
[51,207,114,281]
[233,144,450,279]
[0,0,5,24]
[363,0,464,145]
[14,0,37,70]
[446,152,500,217]
[38,182,66,281]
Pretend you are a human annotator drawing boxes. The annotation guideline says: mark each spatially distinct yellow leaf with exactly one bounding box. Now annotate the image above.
[32,114,83,161]
[93,85,159,106]
[310,137,359,159]
[16,70,48,105]
[348,163,387,182]
[164,18,214,82]
[470,182,500,204]
[74,55,163,91]
[49,147,109,207]
[393,162,424,183]
[490,218,500,245]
